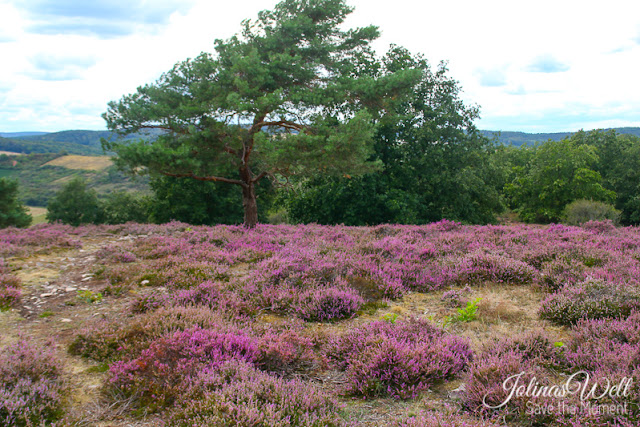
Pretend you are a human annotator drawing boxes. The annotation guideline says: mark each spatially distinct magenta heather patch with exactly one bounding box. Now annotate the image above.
[171,280,258,316]
[254,328,318,375]
[0,339,66,426]
[0,223,82,257]
[327,318,472,399]
[108,327,258,409]
[539,279,640,325]
[168,361,344,426]
[0,260,21,310]
[293,285,363,322]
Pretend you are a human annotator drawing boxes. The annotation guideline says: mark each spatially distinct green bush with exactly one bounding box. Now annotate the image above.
[99,191,150,224]
[562,199,620,225]
[0,178,31,228]
[46,177,100,226]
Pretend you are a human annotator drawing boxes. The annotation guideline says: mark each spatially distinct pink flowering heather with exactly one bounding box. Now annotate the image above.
[70,306,234,362]
[171,280,259,317]
[108,327,258,409]
[0,223,82,257]
[538,257,586,292]
[0,260,21,310]
[254,327,318,375]
[327,318,472,399]
[168,361,344,426]
[462,331,564,423]
[392,406,501,427]
[441,286,472,307]
[0,339,66,426]
[539,278,640,325]
[293,285,364,322]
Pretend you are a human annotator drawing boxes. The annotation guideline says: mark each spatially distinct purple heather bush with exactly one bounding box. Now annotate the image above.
[70,306,234,362]
[108,327,258,409]
[254,327,318,375]
[581,219,617,234]
[0,260,21,310]
[463,332,562,423]
[392,406,501,427]
[539,278,640,325]
[293,285,364,322]
[463,349,555,423]
[441,286,472,307]
[453,251,538,285]
[0,223,82,257]
[0,339,66,426]
[327,318,472,399]
[538,257,587,292]
[171,280,258,317]
[129,291,167,314]
[563,313,640,378]
[168,361,344,426]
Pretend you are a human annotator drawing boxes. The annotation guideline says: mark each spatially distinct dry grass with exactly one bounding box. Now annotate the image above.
[43,155,113,171]
[0,150,23,155]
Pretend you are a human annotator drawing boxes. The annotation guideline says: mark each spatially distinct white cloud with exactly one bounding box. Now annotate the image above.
[1,0,639,132]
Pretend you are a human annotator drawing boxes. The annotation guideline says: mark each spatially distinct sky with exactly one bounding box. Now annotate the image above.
[0,0,639,133]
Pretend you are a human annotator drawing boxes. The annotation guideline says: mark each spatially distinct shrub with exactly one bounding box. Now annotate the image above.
[172,280,257,316]
[108,327,258,410]
[0,261,21,310]
[392,406,501,426]
[0,178,32,228]
[538,258,586,292]
[0,339,66,426]
[440,286,471,308]
[69,306,231,362]
[463,331,561,423]
[255,328,318,375]
[447,297,482,323]
[554,315,640,426]
[327,318,472,399]
[452,251,537,285]
[463,350,553,422]
[46,176,101,226]
[99,191,149,225]
[0,286,21,311]
[539,279,640,325]
[563,313,640,374]
[168,361,343,426]
[562,199,620,226]
[293,286,363,322]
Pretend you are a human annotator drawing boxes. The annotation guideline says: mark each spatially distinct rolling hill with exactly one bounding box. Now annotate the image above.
[480,127,640,146]
[0,129,163,156]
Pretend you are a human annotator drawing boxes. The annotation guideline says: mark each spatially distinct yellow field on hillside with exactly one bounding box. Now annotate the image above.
[27,206,47,225]
[0,150,23,155]
[43,155,113,171]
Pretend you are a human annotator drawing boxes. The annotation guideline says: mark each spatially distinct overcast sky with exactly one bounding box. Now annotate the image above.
[0,0,639,133]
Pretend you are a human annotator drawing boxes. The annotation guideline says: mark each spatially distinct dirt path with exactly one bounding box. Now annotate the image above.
[1,235,161,426]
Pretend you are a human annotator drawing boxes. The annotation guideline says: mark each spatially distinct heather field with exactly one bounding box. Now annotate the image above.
[1,220,639,426]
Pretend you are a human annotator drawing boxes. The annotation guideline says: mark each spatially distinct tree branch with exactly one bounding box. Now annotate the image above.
[251,171,268,183]
[255,120,305,132]
[161,171,245,186]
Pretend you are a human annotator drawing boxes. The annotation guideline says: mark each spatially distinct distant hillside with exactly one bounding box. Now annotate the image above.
[0,129,162,156]
[0,152,148,207]
[481,127,640,146]
[0,132,48,138]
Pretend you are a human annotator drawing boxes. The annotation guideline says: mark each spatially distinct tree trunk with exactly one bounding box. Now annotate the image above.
[242,183,258,228]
